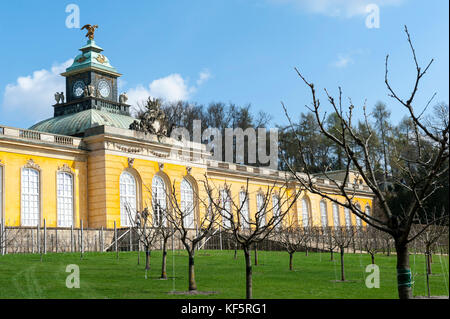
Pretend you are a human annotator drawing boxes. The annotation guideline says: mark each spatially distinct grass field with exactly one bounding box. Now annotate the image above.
[0,250,448,299]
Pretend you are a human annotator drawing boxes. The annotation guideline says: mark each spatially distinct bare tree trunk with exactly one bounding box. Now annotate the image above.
[234,241,238,259]
[188,253,197,291]
[254,243,258,266]
[145,248,151,271]
[340,247,345,281]
[289,252,294,271]
[244,246,252,299]
[426,252,431,298]
[330,249,334,261]
[395,241,413,299]
[161,238,168,279]
[371,253,375,265]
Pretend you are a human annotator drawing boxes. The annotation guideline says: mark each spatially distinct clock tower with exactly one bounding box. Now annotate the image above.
[54,33,130,118]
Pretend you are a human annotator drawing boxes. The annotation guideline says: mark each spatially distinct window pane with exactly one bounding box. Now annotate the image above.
[181,179,194,228]
[120,172,137,227]
[57,172,73,227]
[21,168,39,226]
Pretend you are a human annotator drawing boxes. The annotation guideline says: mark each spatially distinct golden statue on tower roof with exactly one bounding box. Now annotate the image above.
[81,24,98,40]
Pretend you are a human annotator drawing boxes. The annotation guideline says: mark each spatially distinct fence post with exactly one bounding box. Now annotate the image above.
[43,219,47,255]
[219,226,223,251]
[129,227,132,251]
[70,225,74,253]
[0,219,4,255]
[114,221,118,259]
[80,219,84,259]
[55,228,58,253]
[37,223,41,254]
[101,226,104,252]
[31,227,34,254]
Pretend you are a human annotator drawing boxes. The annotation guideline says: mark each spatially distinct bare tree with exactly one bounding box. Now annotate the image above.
[166,178,220,292]
[126,205,159,278]
[415,207,449,297]
[281,26,449,299]
[330,226,357,281]
[205,177,300,299]
[277,224,310,271]
[362,226,381,265]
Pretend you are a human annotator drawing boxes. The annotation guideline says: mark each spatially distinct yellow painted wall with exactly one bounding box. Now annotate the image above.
[0,151,87,227]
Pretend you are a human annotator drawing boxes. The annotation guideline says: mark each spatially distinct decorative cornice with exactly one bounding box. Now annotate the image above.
[24,159,41,170]
[58,163,74,174]
[116,143,142,154]
[149,149,170,158]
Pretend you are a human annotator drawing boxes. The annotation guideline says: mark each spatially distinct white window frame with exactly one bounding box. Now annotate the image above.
[332,203,340,228]
[57,171,74,227]
[120,171,137,227]
[239,191,250,229]
[272,195,281,229]
[21,168,40,226]
[302,198,310,227]
[221,189,232,228]
[355,204,362,227]
[180,179,194,228]
[256,193,266,228]
[320,200,328,228]
[344,207,351,227]
[152,175,167,227]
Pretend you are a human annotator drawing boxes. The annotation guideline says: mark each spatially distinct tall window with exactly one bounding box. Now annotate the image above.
[320,200,328,228]
[0,165,3,222]
[344,207,351,227]
[221,189,232,228]
[365,205,371,218]
[239,191,250,229]
[21,168,40,226]
[332,203,340,227]
[57,172,73,227]
[120,171,137,227]
[355,203,362,227]
[302,198,310,227]
[272,195,281,229]
[256,193,266,228]
[152,175,166,226]
[180,179,194,228]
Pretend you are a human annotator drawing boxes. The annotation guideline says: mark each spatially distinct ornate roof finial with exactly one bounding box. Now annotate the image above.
[81,24,98,40]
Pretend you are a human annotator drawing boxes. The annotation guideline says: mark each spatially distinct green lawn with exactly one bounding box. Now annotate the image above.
[0,250,448,299]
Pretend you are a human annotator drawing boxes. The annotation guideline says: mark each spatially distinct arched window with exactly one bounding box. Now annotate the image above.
[239,191,250,229]
[152,175,166,227]
[302,197,310,227]
[344,207,351,227]
[21,168,40,226]
[0,165,3,222]
[365,205,371,217]
[355,203,362,227]
[320,200,328,228]
[180,179,194,228]
[120,171,137,227]
[221,189,232,228]
[256,193,266,228]
[332,203,340,227]
[57,172,74,227]
[272,195,281,229]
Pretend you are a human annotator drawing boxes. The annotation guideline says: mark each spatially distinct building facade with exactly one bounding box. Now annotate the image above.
[0,36,374,230]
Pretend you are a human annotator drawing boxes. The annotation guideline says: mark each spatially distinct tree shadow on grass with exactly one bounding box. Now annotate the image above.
[167,290,219,296]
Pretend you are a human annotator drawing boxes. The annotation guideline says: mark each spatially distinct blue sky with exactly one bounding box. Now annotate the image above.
[0,0,448,129]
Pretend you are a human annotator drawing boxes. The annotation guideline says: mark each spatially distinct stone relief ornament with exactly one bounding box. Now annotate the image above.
[129,98,169,141]
[158,163,164,171]
[54,92,65,104]
[186,166,192,175]
[24,159,41,170]
[116,143,142,154]
[128,158,135,168]
[119,92,128,104]
[58,163,74,174]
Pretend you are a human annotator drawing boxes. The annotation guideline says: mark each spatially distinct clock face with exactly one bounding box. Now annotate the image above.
[72,80,85,98]
[98,80,111,98]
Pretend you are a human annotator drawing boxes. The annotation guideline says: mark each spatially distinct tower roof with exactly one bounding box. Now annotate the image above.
[62,39,121,77]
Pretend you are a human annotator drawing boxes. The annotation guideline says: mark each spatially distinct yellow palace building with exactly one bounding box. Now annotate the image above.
[0,34,374,231]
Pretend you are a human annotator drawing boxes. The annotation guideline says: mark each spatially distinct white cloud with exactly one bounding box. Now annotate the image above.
[126,71,212,111]
[1,59,73,123]
[269,0,404,18]
[332,54,353,68]
[197,69,212,86]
